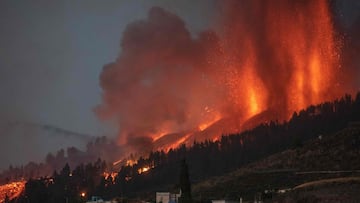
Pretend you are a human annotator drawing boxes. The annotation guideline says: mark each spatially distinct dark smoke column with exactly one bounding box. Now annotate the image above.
[95,7,222,153]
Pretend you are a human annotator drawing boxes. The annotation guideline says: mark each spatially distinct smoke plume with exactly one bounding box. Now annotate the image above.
[96,7,224,151]
[97,1,351,153]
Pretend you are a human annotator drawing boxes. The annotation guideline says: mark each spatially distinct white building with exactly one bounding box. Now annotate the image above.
[86,196,116,203]
[156,192,181,203]
[211,200,241,203]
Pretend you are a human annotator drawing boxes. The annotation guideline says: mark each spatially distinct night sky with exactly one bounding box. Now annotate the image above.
[0,1,358,170]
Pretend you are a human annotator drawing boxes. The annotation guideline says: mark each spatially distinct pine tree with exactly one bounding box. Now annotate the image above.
[4,194,9,203]
[179,159,192,203]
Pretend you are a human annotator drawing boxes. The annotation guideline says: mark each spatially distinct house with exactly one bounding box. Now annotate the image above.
[86,196,105,203]
[156,191,181,203]
[211,200,242,203]
[86,196,116,203]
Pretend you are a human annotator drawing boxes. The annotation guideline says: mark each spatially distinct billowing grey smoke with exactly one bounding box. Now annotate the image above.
[97,1,352,154]
[96,7,222,151]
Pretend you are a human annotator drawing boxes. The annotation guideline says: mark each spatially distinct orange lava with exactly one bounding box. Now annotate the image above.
[0,181,26,202]
[103,172,118,180]
[149,0,342,151]
[198,113,221,131]
[113,158,137,166]
[138,166,152,174]
[273,0,340,113]
[221,0,340,121]
[99,1,346,156]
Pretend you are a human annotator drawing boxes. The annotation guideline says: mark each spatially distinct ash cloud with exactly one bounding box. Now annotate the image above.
[96,7,223,150]
[97,2,354,153]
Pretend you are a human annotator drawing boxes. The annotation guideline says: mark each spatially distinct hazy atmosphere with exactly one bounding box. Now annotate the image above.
[0,0,359,171]
[1,1,360,203]
[0,0,217,170]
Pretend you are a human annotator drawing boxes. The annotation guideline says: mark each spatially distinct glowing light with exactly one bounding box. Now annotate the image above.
[103,172,118,181]
[138,166,151,174]
[248,87,260,116]
[163,133,192,152]
[126,159,137,166]
[113,158,137,166]
[152,131,170,141]
[198,114,221,131]
[113,159,122,166]
[309,52,321,100]
[108,0,343,157]
[0,181,26,202]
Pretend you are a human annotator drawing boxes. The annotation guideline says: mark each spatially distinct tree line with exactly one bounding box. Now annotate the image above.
[10,92,360,202]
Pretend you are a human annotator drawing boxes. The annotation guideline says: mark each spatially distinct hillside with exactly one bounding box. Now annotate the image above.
[192,124,360,202]
[9,93,360,203]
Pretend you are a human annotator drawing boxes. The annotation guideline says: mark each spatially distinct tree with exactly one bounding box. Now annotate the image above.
[60,163,71,177]
[4,194,9,203]
[179,159,192,203]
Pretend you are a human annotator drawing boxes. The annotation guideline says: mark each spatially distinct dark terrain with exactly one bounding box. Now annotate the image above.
[193,125,360,202]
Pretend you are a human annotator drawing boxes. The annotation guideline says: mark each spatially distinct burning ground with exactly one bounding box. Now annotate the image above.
[96,0,353,155]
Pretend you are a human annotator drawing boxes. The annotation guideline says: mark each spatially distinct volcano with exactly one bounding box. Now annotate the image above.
[97,0,354,157]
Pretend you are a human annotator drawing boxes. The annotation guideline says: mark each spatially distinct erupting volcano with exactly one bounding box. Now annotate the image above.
[97,0,350,156]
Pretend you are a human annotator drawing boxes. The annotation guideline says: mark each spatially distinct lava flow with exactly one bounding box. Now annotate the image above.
[0,181,26,203]
[97,0,349,155]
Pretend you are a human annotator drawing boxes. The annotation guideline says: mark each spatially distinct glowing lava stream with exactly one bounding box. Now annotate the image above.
[198,114,222,131]
[0,181,26,203]
[160,133,192,152]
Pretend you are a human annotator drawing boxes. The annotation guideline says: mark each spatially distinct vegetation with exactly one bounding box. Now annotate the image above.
[179,159,192,203]
[193,125,360,201]
[7,92,360,202]
[0,136,121,184]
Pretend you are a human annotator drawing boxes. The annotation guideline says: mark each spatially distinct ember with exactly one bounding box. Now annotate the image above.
[103,172,118,180]
[138,166,151,174]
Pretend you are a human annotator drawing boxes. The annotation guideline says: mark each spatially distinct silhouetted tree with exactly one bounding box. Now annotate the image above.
[4,194,9,203]
[179,159,192,203]
[13,92,360,202]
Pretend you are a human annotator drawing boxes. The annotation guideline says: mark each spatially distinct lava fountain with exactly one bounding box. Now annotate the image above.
[97,0,347,156]
[219,0,341,121]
